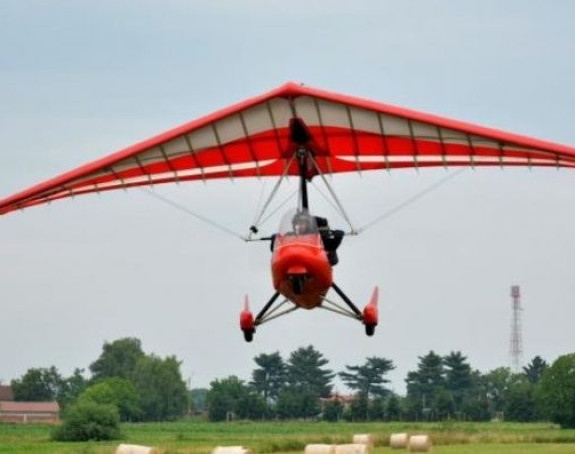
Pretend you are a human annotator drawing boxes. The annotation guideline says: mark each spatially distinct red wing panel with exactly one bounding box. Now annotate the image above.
[2,82,575,215]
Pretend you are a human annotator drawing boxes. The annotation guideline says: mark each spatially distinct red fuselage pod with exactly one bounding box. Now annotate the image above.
[271,233,333,309]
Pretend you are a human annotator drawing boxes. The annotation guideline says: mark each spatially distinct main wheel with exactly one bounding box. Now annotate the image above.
[365,324,375,336]
[243,330,254,342]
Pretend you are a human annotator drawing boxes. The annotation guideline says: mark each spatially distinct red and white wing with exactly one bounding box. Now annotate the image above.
[2,81,575,215]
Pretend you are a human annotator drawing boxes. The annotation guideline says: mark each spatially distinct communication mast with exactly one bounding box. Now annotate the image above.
[509,285,523,372]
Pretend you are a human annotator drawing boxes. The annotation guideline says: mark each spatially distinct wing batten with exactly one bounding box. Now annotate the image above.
[344,104,362,175]
[406,119,420,170]
[312,97,334,175]
[238,111,261,179]
[376,113,392,172]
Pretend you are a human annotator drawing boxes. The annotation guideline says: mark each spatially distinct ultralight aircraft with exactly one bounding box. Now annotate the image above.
[2,82,575,341]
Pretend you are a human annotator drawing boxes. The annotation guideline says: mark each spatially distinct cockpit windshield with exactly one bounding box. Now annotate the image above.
[278,208,318,236]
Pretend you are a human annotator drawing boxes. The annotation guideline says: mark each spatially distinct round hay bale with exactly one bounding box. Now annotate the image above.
[352,434,374,449]
[212,446,253,454]
[408,435,432,452]
[115,445,158,454]
[389,433,409,449]
[305,444,336,454]
[334,443,369,454]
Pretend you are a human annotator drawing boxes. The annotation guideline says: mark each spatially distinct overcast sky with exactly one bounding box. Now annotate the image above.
[1,1,575,394]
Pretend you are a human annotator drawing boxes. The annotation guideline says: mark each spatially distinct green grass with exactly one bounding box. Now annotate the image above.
[1,420,575,454]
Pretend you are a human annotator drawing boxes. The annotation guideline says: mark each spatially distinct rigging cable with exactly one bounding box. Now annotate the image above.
[356,167,468,234]
[308,154,358,233]
[258,189,298,227]
[310,180,350,225]
[140,188,247,241]
[248,153,297,237]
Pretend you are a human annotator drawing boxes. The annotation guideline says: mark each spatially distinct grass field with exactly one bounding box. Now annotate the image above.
[1,420,575,454]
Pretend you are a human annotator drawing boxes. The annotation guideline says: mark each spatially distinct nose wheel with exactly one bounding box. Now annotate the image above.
[289,274,305,295]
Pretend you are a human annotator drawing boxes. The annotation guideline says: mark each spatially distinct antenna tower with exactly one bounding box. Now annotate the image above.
[509,285,523,372]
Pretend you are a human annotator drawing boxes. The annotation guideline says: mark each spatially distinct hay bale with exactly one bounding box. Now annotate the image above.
[115,445,159,454]
[408,435,432,452]
[334,443,369,454]
[389,433,409,449]
[212,446,253,454]
[352,434,374,449]
[305,444,336,454]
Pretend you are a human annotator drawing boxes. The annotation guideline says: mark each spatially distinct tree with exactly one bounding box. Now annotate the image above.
[189,388,208,414]
[536,353,575,428]
[275,389,301,420]
[339,357,395,399]
[523,356,548,384]
[405,351,445,420]
[60,368,88,408]
[286,346,334,397]
[52,401,121,441]
[368,397,385,421]
[276,346,334,419]
[77,377,142,422]
[460,370,491,421]
[323,400,344,422]
[131,354,189,421]
[483,367,520,416]
[90,338,145,381]
[349,393,369,421]
[276,388,320,419]
[207,376,250,421]
[237,390,266,420]
[443,351,473,415]
[250,352,286,404]
[505,380,539,422]
[11,366,66,402]
[385,394,402,421]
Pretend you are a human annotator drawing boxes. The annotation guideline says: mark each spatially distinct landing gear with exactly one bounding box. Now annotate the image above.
[239,292,298,342]
[322,283,379,337]
[240,297,256,342]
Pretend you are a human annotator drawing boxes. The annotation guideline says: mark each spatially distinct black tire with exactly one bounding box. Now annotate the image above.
[243,330,254,342]
[291,275,304,295]
[365,324,375,336]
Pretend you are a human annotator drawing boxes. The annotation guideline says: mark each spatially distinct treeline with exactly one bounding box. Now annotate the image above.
[203,347,575,428]
[10,338,188,422]
[8,339,575,429]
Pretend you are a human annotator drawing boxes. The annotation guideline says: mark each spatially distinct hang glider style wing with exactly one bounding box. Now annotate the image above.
[2,81,575,215]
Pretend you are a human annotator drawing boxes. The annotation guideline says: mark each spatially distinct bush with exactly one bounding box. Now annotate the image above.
[52,401,122,441]
[77,377,142,422]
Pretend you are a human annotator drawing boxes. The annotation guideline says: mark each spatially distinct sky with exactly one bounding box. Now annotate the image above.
[1,1,575,394]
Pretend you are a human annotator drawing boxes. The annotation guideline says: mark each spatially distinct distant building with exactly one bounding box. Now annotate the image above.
[0,385,14,401]
[0,401,60,423]
[320,393,356,408]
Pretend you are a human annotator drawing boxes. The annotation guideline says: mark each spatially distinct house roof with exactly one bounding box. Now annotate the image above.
[0,401,59,413]
[321,393,356,404]
[0,385,14,401]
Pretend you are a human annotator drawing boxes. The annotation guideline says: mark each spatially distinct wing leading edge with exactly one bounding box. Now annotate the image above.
[2,81,575,215]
